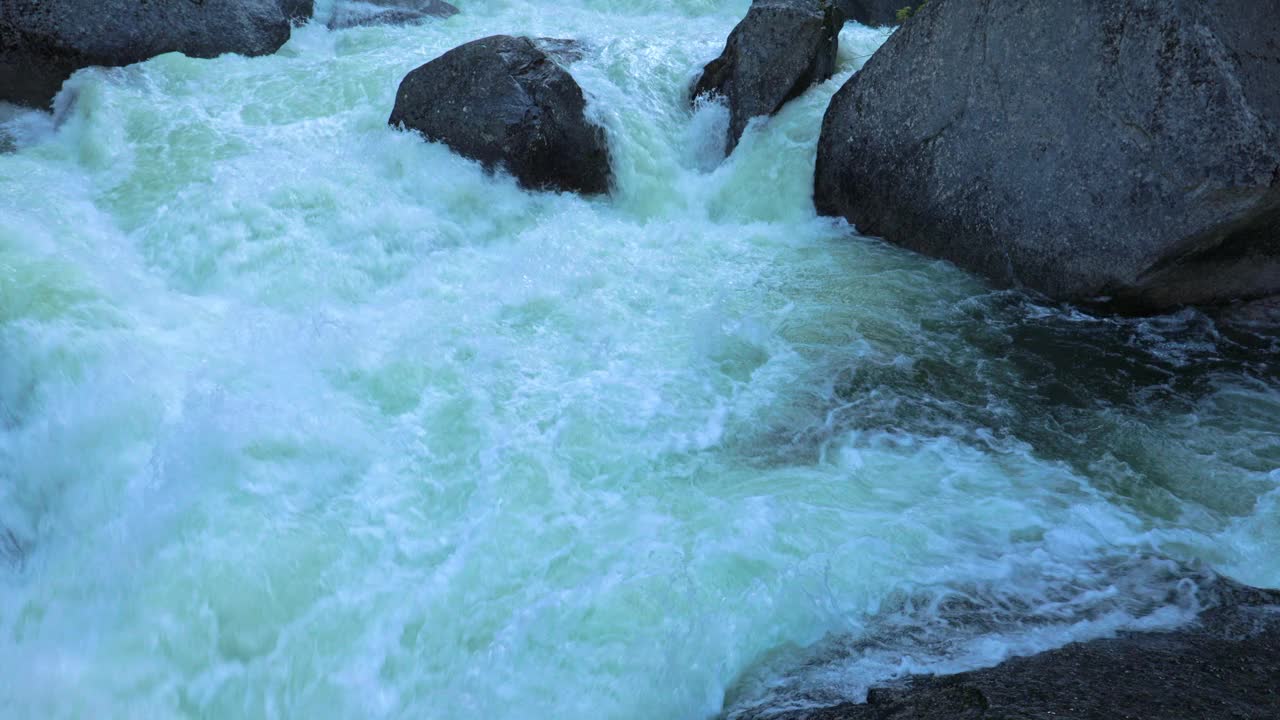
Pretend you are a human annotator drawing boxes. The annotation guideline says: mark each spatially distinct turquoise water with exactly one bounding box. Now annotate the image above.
[1,2,1278,718]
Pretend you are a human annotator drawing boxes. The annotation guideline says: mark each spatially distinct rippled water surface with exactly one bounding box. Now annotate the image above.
[1,2,1278,718]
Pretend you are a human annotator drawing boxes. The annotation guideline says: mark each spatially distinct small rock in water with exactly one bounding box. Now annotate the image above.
[327,0,459,30]
[388,35,612,196]
[692,0,843,155]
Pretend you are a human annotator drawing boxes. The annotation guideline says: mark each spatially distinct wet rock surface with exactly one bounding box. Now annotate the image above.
[281,0,317,23]
[0,0,301,108]
[388,35,612,195]
[814,0,1280,312]
[735,578,1280,720]
[692,0,843,155]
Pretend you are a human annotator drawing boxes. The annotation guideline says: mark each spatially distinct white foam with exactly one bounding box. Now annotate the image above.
[0,3,1275,719]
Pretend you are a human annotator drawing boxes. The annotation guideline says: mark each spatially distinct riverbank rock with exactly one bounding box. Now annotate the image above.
[692,0,843,155]
[837,0,906,26]
[327,0,459,30]
[814,0,1280,312]
[388,35,611,195]
[756,577,1280,720]
[0,0,302,108]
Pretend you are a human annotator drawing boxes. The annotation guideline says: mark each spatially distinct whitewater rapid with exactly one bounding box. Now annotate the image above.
[1,1,1278,718]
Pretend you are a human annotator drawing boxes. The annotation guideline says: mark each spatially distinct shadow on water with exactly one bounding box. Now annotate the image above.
[738,289,1280,521]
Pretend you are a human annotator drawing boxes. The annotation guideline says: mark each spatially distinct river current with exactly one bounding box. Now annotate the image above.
[1,1,1278,718]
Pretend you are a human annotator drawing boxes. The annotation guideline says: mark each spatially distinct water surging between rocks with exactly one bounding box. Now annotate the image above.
[0,2,1277,718]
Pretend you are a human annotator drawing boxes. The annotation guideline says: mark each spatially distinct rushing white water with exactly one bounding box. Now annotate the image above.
[1,2,1278,718]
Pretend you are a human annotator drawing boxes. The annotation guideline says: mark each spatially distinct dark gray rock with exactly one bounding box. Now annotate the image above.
[327,0,458,30]
[837,0,909,27]
[388,35,612,195]
[814,0,1280,312]
[748,577,1280,720]
[281,0,316,24]
[692,0,843,155]
[0,0,302,108]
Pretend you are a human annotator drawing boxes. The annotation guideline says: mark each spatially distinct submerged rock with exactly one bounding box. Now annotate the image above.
[0,0,302,108]
[814,0,1280,312]
[749,576,1280,720]
[327,0,459,30]
[388,35,612,195]
[692,0,843,155]
[836,0,908,27]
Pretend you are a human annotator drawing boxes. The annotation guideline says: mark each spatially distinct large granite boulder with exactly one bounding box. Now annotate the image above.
[692,0,843,155]
[388,35,612,195]
[0,0,303,108]
[814,0,1280,311]
[327,0,459,30]
[837,0,909,27]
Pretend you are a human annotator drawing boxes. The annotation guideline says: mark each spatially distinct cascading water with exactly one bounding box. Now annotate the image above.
[1,2,1277,718]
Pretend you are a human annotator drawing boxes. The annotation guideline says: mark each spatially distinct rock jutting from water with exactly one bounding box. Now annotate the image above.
[388,35,612,196]
[748,575,1280,720]
[692,0,844,156]
[327,0,459,30]
[814,0,1280,312]
[0,0,306,108]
